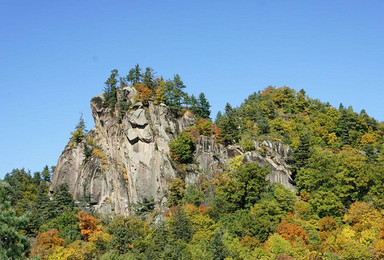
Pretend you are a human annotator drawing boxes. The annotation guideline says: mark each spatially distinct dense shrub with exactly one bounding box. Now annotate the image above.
[169,132,196,164]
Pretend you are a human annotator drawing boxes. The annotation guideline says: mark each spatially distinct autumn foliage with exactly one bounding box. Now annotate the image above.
[31,229,64,259]
[77,210,101,241]
[276,220,308,244]
[134,83,152,104]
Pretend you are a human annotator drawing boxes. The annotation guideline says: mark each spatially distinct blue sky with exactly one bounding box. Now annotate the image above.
[1,0,383,178]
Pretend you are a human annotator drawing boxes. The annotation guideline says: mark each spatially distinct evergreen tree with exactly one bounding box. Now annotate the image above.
[143,67,155,89]
[164,74,186,112]
[127,64,142,84]
[71,114,86,143]
[28,188,54,233]
[184,93,198,109]
[290,133,311,179]
[41,165,51,182]
[3,169,29,206]
[215,103,240,144]
[197,92,211,119]
[103,69,119,108]
[209,230,227,260]
[3,168,39,215]
[169,206,193,242]
[133,197,155,219]
[52,183,75,216]
[32,171,42,185]
[0,181,30,259]
[173,74,185,90]
[188,93,211,119]
[257,116,270,134]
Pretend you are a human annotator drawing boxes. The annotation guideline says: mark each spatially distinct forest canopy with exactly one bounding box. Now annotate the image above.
[2,66,384,259]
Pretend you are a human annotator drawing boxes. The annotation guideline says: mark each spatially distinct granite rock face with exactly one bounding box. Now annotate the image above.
[50,87,294,215]
[194,136,294,189]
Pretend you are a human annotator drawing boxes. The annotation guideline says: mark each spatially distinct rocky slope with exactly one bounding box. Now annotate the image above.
[50,86,294,215]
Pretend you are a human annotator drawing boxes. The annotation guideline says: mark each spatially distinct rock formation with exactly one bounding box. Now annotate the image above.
[50,86,294,215]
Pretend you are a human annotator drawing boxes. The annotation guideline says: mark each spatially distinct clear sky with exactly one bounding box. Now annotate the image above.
[1,0,383,178]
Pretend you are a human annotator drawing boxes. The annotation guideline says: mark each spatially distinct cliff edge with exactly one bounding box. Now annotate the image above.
[50,86,294,215]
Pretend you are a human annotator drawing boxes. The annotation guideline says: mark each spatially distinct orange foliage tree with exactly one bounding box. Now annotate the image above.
[135,83,153,104]
[77,210,101,241]
[318,216,338,240]
[276,220,308,244]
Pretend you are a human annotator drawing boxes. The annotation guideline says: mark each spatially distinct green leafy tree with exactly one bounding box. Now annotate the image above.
[169,132,196,164]
[271,183,296,213]
[248,199,284,242]
[39,210,81,244]
[107,215,150,255]
[167,178,186,207]
[0,181,30,259]
[296,147,340,195]
[309,190,344,218]
[215,162,270,212]
[266,234,293,258]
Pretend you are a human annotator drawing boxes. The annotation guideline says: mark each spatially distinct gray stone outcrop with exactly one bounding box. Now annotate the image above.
[50,88,294,216]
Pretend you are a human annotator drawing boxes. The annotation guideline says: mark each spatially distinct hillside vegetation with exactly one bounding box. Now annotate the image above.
[2,67,384,259]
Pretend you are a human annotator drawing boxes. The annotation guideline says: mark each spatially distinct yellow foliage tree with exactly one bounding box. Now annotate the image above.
[31,229,64,260]
[48,240,86,260]
[344,201,383,233]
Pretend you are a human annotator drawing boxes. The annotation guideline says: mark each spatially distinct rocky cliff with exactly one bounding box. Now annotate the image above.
[50,86,294,215]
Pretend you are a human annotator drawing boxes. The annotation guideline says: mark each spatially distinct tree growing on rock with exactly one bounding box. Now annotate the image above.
[70,114,86,143]
[103,69,119,108]
[169,132,196,164]
[127,64,142,85]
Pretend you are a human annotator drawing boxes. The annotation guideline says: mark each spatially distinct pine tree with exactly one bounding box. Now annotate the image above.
[198,92,211,119]
[215,103,240,144]
[209,230,227,260]
[143,67,155,89]
[0,181,30,259]
[169,206,193,242]
[164,75,187,112]
[127,64,142,85]
[290,133,311,179]
[71,114,86,143]
[52,183,75,216]
[103,69,119,108]
[28,188,55,232]
[41,165,51,182]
